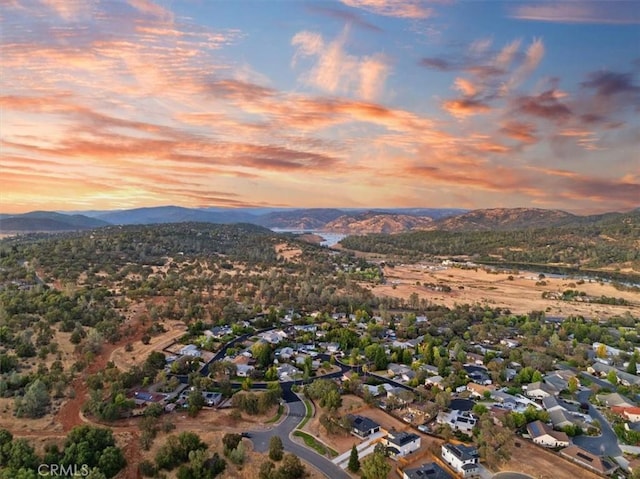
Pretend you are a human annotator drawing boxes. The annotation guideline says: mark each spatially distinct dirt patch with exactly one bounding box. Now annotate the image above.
[497,440,602,479]
[275,242,303,261]
[373,264,639,319]
[110,320,188,371]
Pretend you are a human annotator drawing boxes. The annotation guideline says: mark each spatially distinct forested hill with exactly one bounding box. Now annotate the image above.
[340,209,640,273]
[0,223,283,281]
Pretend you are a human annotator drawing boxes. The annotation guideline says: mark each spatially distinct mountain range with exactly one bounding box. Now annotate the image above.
[0,206,637,235]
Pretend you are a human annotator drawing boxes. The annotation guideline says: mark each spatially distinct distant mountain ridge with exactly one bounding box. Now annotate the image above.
[0,211,109,232]
[1,206,636,235]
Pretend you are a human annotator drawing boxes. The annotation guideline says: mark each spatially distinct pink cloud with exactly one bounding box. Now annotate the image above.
[340,0,433,19]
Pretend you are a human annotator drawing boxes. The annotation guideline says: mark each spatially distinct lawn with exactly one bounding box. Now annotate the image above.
[293,431,338,458]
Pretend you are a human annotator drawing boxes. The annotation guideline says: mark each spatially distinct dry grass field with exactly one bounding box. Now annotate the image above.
[109,320,188,371]
[496,440,602,479]
[372,263,639,318]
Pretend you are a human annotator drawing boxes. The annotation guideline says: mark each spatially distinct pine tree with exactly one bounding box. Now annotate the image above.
[348,444,360,472]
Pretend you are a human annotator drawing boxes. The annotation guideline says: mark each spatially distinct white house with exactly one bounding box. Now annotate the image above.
[179,344,202,358]
[260,330,287,344]
[236,364,255,378]
[349,415,381,438]
[437,410,477,434]
[384,431,421,459]
[441,443,480,477]
[525,381,557,399]
[526,420,570,448]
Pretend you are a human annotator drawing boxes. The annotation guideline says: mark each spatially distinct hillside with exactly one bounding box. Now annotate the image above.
[324,212,434,234]
[432,208,577,231]
[340,208,640,274]
[0,212,109,232]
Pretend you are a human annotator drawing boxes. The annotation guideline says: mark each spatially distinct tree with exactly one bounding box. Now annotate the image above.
[188,389,205,417]
[348,444,360,472]
[607,370,618,385]
[595,343,608,359]
[269,436,283,461]
[15,379,50,418]
[360,445,390,479]
[275,453,306,479]
[567,376,579,394]
[628,355,638,375]
[259,461,275,479]
[222,433,242,455]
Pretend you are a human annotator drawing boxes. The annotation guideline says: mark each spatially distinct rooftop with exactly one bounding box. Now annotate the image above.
[442,443,479,461]
[387,431,420,447]
[404,463,452,479]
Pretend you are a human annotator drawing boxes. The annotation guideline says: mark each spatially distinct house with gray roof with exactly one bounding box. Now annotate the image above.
[526,420,570,448]
[349,415,381,438]
[441,443,479,477]
[403,463,452,479]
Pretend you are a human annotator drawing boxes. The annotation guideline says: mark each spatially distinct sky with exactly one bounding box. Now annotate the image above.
[1,0,639,214]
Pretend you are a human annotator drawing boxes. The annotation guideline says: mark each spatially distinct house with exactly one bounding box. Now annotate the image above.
[500,339,520,348]
[325,342,340,353]
[549,409,578,429]
[403,463,452,479]
[466,353,484,365]
[130,391,167,406]
[466,383,494,398]
[491,390,520,410]
[467,370,492,385]
[276,347,295,360]
[559,445,618,475]
[542,396,566,413]
[236,364,255,377]
[210,325,232,339]
[260,330,287,344]
[525,381,557,399]
[349,415,381,438]
[441,443,480,477]
[179,344,202,358]
[276,363,300,381]
[611,406,640,422]
[388,363,412,377]
[202,392,223,407]
[420,364,439,376]
[436,410,477,434]
[363,383,394,397]
[526,420,570,448]
[425,376,444,388]
[387,387,413,405]
[596,392,636,408]
[401,370,417,382]
[384,430,421,458]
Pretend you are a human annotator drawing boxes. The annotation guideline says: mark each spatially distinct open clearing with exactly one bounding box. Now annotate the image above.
[110,319,188,371]
[372,263,639,318]
[496,440,601,479]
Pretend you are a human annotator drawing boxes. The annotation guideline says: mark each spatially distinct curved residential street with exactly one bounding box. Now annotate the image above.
[574,389,622,457]
[248,389,351,479]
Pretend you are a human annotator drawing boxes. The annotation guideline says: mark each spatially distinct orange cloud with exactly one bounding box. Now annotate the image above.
[442,98,491,118]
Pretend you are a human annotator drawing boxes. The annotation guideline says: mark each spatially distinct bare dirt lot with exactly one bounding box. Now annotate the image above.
[496,440,601,479]
[110,320,188,371]
[373,263,639,318]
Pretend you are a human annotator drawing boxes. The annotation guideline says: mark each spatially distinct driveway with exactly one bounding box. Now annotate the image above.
[573,389,621,457]
[247,392,351,479]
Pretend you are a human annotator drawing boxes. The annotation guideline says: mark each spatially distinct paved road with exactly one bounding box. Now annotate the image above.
[247,393,351,479]
[574,389,621,457]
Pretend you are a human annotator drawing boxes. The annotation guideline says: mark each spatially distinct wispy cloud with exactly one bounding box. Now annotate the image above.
[291,27,390,101]
[340,0,433,19]
[509,2,640,25]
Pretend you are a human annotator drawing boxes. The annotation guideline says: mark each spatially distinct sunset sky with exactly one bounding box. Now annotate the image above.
[1,0,639,214]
